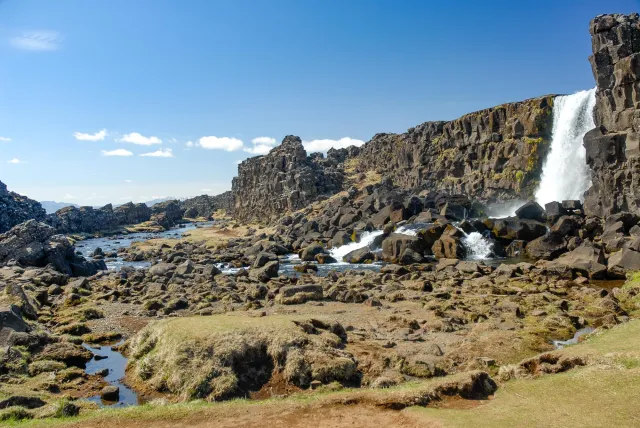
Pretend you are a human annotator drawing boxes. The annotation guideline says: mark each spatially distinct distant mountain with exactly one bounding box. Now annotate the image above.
[131,197,186,207]
[40,201,80,214]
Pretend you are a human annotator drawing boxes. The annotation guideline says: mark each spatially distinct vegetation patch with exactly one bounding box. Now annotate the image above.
[127,315,359,401]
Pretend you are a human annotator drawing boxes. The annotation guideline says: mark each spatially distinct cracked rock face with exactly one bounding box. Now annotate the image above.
[356,96,556,203]
[232,136,351,223]
[584,13,640,217]
[0,180,46,234]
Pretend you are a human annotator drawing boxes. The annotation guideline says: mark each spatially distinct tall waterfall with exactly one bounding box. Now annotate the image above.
[535,89,596,206]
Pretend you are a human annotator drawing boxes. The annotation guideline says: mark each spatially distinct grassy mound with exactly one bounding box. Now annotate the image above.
[127,315,358,401]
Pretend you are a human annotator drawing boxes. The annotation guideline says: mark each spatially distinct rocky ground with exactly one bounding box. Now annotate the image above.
[1,184,640,422]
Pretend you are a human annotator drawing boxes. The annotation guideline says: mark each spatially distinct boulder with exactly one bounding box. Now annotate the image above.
[276,284,323,305]
[101,385,120,401]
[550,216,580,237]
[515,201,546,222]
[0,305,29,347]
[299,244,326,262]
[549,242,607,279]
[440,203,466,221]
[250,260,279,282]
[252,252,278,268]
[607,248,640,278]
[0,220,106,276]
[545,201,569,222]
[381,233,425,263]
[525,233,568,260]
[417,224,445,251]
[483,218,547,242]
[343,247,375,264]
[432,235,466,259]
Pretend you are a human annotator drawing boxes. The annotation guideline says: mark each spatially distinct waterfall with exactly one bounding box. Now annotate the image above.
[462,231,494,260]
[535,89,596,206]
[329,230,384,262]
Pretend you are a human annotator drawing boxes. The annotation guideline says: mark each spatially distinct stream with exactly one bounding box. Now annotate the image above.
[83,341,142,407]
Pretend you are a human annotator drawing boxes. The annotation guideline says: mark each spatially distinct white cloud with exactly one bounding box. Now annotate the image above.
[140,148,174,158]
[0,137,11,142]
[197,136,243,152]
[10,31,63,51]
[243,144,273,155]
[185,141,194,148]
[251,136,277,145]
[63,194,75,199]
[8,158,23,164]
[124,180,133,183]
[119,132,162,146]
[243,136,277,155]
[101,149,133,157]
[303,137,366,153]
[73,129,108,141]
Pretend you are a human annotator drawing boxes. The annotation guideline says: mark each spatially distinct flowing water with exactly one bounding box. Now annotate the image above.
[77,222,212,270]
[535,89,596,205]
[463,232,494,260]
[83,341,142,407]
[552,327,595,349]
[328,230,384,262]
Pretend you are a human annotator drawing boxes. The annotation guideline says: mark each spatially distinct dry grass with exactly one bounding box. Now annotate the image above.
[130,223,272,251]
[126,315,357,401]
[409,319,640,428]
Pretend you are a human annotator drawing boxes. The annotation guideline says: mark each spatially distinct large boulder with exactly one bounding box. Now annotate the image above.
[250,260,279,282]
[0,305,29,347]
[549,242,607,279]
[515,201,546,223]
[525,233,568,260]
[343,247,375,264]
[299,244,326,262]
[276,284,323,305]
[0,220,105,276]
[607,248,640,278]
[381,233,425,263]
[483,218,547,242]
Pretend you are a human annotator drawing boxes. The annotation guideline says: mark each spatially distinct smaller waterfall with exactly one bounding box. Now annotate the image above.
[329,230,384,262]
[462,232,494,260]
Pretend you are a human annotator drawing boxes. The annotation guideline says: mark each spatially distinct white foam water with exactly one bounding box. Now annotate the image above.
[395,225,418,236]
[462,232,494,260]
[329,230,384,262]
[535,89,596,206]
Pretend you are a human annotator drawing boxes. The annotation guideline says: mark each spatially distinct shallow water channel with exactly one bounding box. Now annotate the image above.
[83,341,142,407]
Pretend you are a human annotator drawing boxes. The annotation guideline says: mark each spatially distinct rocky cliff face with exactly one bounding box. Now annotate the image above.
[0,181,46,233]
[230,99,555,223]
[231,136,351,223]
[356,96,556,202]
[181,191,234,219]
[583,13,640,217]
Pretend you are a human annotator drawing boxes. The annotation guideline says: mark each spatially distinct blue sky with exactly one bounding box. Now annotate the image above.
[1,0,638,206]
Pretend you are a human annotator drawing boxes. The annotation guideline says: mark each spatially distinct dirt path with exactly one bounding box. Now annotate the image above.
[60,403,438,428]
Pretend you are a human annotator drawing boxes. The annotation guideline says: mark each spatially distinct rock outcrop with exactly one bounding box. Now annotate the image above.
[232,136,352,223]
[356,96,556,202]
[0,220,106,276]
[0,181,46,233]
[583,13,640,216]
[181,191,233,219]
